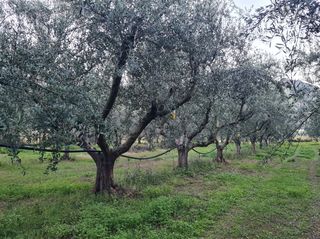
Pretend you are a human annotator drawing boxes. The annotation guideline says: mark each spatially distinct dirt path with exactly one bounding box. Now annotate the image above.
[308,147,320,239]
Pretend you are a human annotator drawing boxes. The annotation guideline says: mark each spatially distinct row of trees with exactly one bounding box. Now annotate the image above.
[0,0,319,193]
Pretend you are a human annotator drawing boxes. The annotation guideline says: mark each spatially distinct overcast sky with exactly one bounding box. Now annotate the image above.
[233,0,284,58]
[233,0,311,84]
[233,0,271,9]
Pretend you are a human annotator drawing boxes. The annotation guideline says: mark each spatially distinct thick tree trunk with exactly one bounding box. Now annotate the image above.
[177,146,189,169]
[215,145,225,163]
[61,152,71,160]
[250,135,257,154]
[264,139,268,147]
[251,141,256,154]
[60,146,71,160]
[236,143,241,155]
[94,153,117,194]
[259,137,263,149]
[234,139,241,155]
[147,138,154,150]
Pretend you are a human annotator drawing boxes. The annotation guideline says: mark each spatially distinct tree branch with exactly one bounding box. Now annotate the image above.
[113,102,158,156]
[97,133,110,156]
[102,21,140,120]
[157,54,199,117]
[111,54,199,156]
[187,102,212,140]
[78,134,100,162]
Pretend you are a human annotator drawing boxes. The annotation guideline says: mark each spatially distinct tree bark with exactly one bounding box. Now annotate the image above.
[61,152,71,160]
[250,135,257,154]
[177,146,189,169]
[215,145,225,163]
[94,152,117,194]
[251,141,256,154]
[81,134,119,194]
[259,136,263,149]
[147,138,154,150]
[234,139,241,155]
[264,138,268,147]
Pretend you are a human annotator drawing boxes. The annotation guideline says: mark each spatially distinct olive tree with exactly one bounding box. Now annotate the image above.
[159,95,212,169]
[0,0,238,193]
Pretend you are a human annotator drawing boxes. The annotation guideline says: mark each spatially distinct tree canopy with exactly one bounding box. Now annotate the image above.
[0,0,319,193]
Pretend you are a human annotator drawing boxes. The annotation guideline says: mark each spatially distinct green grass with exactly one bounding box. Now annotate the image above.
[0,142,319,238]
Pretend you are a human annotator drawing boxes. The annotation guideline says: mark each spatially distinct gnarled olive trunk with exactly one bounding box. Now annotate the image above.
[264,138,268,147]
[234,139,241,155]
[93,153,117,194]
[259,136,263,149]
[177,146,189,169]
[215,145,226,163]
[251,141,256,154]
[175,135,190,169]
[61,152,71,160]
[250,136,257,154]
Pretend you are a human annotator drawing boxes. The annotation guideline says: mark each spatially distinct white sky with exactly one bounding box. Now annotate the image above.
[233,0,314,85]
[233,0,271,9]
[233,0,284,58]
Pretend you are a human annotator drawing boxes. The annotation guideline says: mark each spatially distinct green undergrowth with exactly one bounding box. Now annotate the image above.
[0,142,319,238]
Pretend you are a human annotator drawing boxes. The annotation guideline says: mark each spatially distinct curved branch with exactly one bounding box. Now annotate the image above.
[187,102,212,140]
[102,21,140,120]
[113,102,158,156]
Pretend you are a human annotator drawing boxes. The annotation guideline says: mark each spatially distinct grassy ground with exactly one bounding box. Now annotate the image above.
[0,142,319,238]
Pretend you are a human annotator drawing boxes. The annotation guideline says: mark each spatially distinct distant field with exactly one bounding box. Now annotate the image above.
[0,142,319,238]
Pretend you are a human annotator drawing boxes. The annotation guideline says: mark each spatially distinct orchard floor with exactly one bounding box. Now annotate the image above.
[0,142,320,239]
